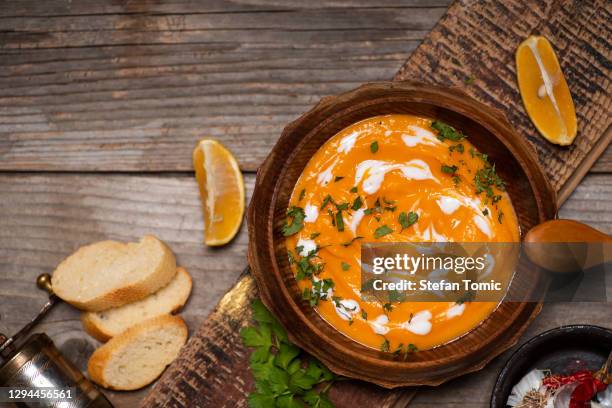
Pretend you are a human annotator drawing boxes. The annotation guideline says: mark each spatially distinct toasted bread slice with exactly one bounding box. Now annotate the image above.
[52,235,177,311]
[88,315,188,390]
[82,267,192,342]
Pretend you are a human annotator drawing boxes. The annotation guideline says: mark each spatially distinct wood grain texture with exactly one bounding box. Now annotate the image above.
[0,173,253,407]
[394,0,612,197]
[145,170,610,407]
[141,273,417,408]
[0,173,608,408]
[0,0,448,172]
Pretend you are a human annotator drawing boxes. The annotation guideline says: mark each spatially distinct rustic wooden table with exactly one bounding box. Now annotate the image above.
[0,1,609,407]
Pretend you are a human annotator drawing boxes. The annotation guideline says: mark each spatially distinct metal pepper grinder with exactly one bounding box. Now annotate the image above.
[0,274,113,408]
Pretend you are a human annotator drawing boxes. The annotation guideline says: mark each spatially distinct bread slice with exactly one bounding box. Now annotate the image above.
[81,267,192,342]
[52,235,177,312]
[88,315,188,390]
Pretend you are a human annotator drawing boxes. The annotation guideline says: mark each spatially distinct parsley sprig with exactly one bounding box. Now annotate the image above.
[283,206,305,236]
[431,120,466,142]
[241,299,337,408]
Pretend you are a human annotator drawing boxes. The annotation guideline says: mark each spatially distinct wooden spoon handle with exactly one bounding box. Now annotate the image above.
[524,219,611,273]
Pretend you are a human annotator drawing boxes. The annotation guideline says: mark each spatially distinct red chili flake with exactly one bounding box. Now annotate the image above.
[543,370,607,408]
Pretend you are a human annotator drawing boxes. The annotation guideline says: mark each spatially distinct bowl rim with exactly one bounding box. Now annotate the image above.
[248,80,558,387]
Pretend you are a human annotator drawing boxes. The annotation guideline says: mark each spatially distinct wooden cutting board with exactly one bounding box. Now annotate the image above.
[143,1,611,406]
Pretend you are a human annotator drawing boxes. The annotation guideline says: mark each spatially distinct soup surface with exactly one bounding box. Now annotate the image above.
[284,114,519,351]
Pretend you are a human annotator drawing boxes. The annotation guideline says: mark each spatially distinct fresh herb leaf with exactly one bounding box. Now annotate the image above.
[361,310,368,320]
[399,211,418,230]
[242,300,338,408]
[370,141,379,153]
[474,164,506,198]
[441,164,458,174]
[310,232,321,239]
[498,211,504,224]
[320,194,334,209]
[282,206,305,236]
[375,225,393,238]
[341,261,350,271]
[431,120,466,142]
[334,176,344,182]
[381,338,390,352]
[351,196,363,211]
[383,302,393,313]
[298,188,306,201]
[449,143,465,154]
[482,208,489,216]
[336,202,349,211]
[341,236,363,247]
[335,211,344,232]
[349,186,358,193]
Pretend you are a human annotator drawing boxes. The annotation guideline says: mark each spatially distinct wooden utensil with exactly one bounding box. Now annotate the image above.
[248,81,561,387]
[525,219,611,273]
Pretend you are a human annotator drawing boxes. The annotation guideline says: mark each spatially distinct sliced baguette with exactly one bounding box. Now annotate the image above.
[81,267,192,342]
[52,235,177,312]
[88,315,188,390]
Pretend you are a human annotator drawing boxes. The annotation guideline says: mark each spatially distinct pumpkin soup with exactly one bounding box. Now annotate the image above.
[284,114,519,352]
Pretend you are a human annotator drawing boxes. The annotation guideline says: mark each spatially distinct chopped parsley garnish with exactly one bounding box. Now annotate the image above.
[431,120,466,142]
[474,164,506,198]
[341,236,363,247]
[294,249,322,281]
[498,211,504,224]
[282,206,305,236]
[361,310,368,320]
[336,202,349,211]
[399,211,418,231]
[381,338,390,352]
[441,164,458,174]
[351,196,363,211]
[452,175,461,186]
[383,302,393,313]
[341,262,350,271]
[320,194,334,209]
[310,232,321,239]
[240,299,337,408]
[349,186,358,193]
[335,211,344,232]
[449,143,465,154]
[370,141,379,153]
[334,176,344,182]
[374,225,393,238]
[482,208,489,216]
[298,188,306,201]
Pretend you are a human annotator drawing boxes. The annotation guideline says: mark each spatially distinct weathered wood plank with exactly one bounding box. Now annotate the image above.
[592,144,612,173]
[0,1,448,172]
[0,0,451,18]
[0,172,608,408]
[394,0,612,197]
[0,173,254,406]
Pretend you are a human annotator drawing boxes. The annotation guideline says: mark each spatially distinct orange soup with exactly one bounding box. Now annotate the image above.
[284,114,519,352]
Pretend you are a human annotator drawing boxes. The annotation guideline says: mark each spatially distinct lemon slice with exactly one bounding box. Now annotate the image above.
[516,36,577,145]
[193,139,245,246]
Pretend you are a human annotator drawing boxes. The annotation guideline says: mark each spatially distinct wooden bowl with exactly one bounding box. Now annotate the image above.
[247,81,557,387]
